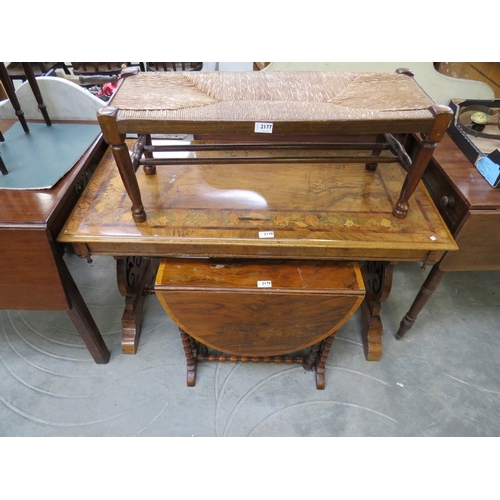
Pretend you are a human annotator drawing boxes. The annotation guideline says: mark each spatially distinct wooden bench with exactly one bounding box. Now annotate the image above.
[96,68,453,222]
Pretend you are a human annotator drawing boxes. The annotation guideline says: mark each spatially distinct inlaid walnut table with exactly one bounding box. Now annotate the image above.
[58,140,457,370]
[96,68,452,223]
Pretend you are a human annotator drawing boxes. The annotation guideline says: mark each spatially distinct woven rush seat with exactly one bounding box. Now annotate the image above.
[109,71,435,128]
[96,69,453,223]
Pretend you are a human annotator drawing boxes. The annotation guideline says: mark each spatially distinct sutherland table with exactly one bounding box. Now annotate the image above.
[58,141,457,361]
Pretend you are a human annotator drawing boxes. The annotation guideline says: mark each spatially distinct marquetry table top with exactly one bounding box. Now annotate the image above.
[58,142,457,263]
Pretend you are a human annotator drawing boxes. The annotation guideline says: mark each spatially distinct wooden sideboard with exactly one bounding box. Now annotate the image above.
[0,119,110,363]
[397,134,500,337]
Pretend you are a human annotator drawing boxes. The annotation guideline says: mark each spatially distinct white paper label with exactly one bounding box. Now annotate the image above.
[257,280,272,288]
[259,231,274,238]
[255,122,273,133]
[429,236,437,241]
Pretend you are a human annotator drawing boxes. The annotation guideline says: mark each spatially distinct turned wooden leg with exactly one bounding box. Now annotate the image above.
[98,106,147,223]
[360,261,395,361]
[0,63,30,133]
[365,134,385,171]
[0,131,7,174]
[393,104,452,219]
[393,139,435,218]
[116,256,159,354]
[180,328,197,387]
[303,341,322,371]
[315,334,336,390]
[21,63,51,126]
[397,264,446,339]
[143,134,157,175]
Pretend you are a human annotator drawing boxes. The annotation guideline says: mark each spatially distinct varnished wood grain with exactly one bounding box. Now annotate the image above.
[156,259,364,357]
[58,143,457,262]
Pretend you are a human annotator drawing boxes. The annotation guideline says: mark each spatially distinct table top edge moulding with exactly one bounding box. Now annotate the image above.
[96,68,453,223]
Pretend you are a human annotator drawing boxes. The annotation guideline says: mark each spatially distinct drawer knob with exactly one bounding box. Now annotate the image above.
[440,195,455,207]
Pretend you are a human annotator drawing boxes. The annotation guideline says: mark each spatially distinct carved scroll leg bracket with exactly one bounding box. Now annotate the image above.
[360,261,395,361]
[361,299,383,361]
[180,328,197,387]
[116,256,159,354]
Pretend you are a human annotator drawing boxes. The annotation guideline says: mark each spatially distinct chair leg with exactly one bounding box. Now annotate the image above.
[0,131,7,175]
[21,63,51,126]
[0,63,29,133]
[0,154,7,175]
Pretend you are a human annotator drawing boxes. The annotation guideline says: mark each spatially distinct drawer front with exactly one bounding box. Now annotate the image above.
[423,159,469,234]
[50,137,107,236]
[441,210,500,271]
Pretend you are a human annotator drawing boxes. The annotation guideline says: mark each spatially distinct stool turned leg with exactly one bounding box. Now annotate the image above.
[21,63,51,126]
[393,105,452,219]
[0,63,30,133]
[315,334,336,390]
[365,134,385,171]
[180,328,197,387]
[397,264,446,339]
[143,134,157,175]
[98,106,147,222]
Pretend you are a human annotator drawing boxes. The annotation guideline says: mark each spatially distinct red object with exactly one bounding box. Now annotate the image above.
[97,82,118,98]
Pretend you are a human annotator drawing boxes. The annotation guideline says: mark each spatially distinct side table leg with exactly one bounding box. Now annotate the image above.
[396,264,446,339]
[315,334,336,390]
[180,328,197,387]
[116,256,159,354]
[58,257,110,364]
[360,261,395,361]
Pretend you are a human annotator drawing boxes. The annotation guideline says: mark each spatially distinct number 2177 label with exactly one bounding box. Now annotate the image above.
[255,122,273,133]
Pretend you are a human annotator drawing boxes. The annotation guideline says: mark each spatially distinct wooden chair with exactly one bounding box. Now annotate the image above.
[4,62,70,83]
[144,62,203,72]
[0,62,52,174]
[71,62,125,77]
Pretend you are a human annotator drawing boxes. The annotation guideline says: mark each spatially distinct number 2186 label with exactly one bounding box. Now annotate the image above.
[255,122,273,133]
